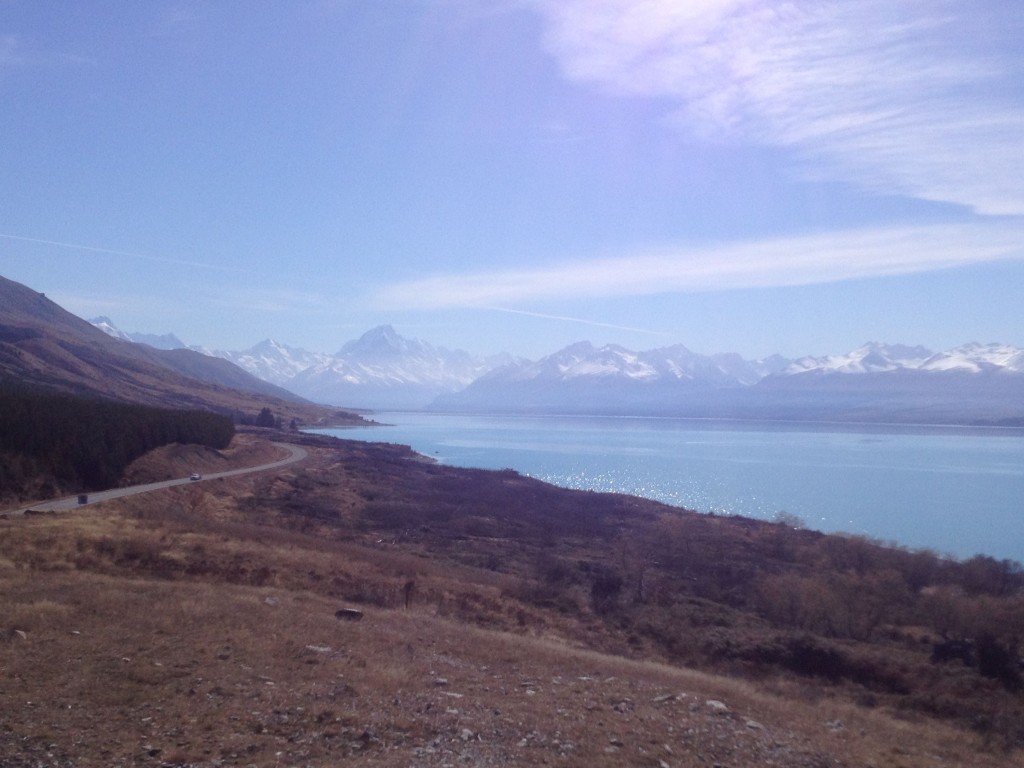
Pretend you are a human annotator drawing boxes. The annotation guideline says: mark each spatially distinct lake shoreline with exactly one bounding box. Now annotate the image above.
[309,411,1024,562]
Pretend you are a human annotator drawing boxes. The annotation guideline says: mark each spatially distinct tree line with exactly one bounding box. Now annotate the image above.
[0,388,235,497]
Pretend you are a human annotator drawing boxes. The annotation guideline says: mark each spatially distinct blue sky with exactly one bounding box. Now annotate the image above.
[2,0,1023,359]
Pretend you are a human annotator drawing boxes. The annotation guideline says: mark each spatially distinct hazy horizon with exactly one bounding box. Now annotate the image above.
[3,1,1023,359]
[88,312,1021,364]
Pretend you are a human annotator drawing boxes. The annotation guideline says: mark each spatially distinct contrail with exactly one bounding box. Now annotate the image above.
[0,233,248,273]
[481,305,670,337]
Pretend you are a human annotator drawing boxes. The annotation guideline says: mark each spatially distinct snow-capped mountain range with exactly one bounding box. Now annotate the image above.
[209,339,330,387]
[436,340,1024,422]
[90,318,1024,424]
[282,325,511,410]
[478,340,790,386]
[92,320,511,410]
[785,341,1024,375]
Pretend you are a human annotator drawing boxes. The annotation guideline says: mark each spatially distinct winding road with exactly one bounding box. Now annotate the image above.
[5,442,308,516]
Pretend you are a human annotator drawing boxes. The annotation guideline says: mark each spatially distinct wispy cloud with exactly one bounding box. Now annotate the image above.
[373,221,1024,309]
[0,233,250,273]
[0,34,96,69]
[532,0,1024,214]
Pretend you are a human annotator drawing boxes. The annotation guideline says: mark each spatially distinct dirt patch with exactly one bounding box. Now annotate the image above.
[1,571,1005,768]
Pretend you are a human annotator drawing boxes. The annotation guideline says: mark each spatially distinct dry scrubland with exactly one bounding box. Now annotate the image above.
[1,430,1022,767]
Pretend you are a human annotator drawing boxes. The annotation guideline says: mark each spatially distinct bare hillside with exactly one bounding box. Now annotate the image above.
[1,431,1021,766]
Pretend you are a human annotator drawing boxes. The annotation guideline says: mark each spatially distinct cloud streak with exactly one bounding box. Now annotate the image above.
[0,233,250,273]
[374,222,1024,310]
[532,0,1024,214]
[0,34,96,69]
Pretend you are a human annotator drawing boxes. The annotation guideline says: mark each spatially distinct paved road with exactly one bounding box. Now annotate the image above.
[5,442,308,516]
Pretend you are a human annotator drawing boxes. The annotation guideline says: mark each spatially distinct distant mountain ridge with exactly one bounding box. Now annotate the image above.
[91,315,1024,426]
[482,340,789,387]
[211,339,331,387]
[0,275,311,418]
[285,325,507,410]
[93,320,510,410]
[433,339,1024,425]
[90,316,187,351]
[785,341,1024,375]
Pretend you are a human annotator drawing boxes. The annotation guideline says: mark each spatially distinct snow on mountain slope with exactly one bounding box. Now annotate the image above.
[920,342,1024,373]
[90,316,131,342]
[785,341,1024,375]
[91,316,187,351]
[785,343,935,375]
[336,324,424,361]
[90,315,1024,420]
[286,326,506,408]
[91,318,326,386]
[212,339,330,386]
[647,345,789,386]
[435,338,1024,421]
[437,340,796,415]
[478,341,786,388]
[503,342,658,381]
[89,320,504,408]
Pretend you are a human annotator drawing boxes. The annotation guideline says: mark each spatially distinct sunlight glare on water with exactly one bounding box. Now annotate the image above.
[316,413,1024,562]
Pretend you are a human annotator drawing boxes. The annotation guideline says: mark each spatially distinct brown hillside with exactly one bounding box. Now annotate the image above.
[0,274,352,426]
[1,430,1021,766]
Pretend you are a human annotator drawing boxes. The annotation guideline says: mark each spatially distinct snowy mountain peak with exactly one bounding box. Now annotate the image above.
[549,340,596,362]
[86,316,1024,416]
[250,338,290,354]
[920,342,1024,373]
[786,342,934,374]
[338,324,423,359]
[210,339,328,386]
[90,316,131,341]
[488,340,768,386]
[90,316,186,350]
[784,341,1024,375]
[530,342,642,379]
[561,344,654,379]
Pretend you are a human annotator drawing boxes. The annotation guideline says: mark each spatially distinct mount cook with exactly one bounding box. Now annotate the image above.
[91,319,1024,426]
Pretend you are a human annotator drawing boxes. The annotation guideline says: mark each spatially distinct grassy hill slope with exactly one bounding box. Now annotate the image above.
[1,430,1021,766]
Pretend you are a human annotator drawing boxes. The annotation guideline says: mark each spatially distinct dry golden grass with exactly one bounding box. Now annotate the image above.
[0,565,1011,768]
[0,432,1020,766]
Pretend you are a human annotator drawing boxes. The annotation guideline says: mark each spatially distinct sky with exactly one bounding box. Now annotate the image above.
[2,0,1023,360]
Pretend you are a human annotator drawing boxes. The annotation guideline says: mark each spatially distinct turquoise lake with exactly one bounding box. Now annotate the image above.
[314,412,1024,563]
